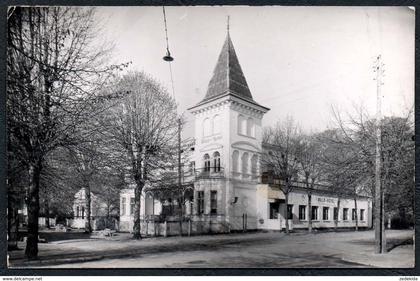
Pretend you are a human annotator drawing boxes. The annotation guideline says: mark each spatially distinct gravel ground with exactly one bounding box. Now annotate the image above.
[8,229,414,268]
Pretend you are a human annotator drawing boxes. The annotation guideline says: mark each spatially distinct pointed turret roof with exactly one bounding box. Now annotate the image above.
[201,32,254,103]
[189,29,269,113]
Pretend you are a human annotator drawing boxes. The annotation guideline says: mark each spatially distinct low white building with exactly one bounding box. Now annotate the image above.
[256,184,371,231]
[69,188,117,230]
[119,29,372,235]
[119,188,162,232]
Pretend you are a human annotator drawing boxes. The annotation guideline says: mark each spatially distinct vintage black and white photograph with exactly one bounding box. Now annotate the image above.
[6,5,414,268]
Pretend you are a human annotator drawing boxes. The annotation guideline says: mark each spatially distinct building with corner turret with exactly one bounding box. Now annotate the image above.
[119,28,372,235]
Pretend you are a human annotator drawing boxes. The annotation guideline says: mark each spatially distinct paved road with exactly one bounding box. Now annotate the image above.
[14,229,412,268]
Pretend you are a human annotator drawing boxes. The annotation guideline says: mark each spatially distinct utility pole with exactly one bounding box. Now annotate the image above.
[374,54,386,254]
[178,117,183,236]
[178,118,182,191]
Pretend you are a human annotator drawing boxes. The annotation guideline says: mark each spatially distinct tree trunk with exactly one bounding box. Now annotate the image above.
[132,182,142,239]
[8,201,19,250]
[354,198,358,231]
[334,198,340,231]
[284,192,289,234]
[107,199,110,218]
[308,192,312,233]
[132,145,146,239]
[371,190,376,230]
[25,161,42,260]
[44,193,50,229]
[85,181,92,233]
[178,197,183,236]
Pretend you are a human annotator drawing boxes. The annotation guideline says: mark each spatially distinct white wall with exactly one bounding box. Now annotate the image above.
[119,188,163,232]
[256,184,372,230]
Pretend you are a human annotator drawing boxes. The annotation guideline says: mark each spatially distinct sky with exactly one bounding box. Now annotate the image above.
[95,6,414,139]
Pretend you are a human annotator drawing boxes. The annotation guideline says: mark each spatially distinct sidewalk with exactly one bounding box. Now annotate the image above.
[318,230,414,267]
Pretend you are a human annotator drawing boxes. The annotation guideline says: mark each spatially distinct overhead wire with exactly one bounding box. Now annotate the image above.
[162,6,176,99]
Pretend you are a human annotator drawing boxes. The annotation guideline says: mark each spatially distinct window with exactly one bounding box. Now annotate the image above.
[333,207,338,221]
[311,206,318,220]
[269,202,279,219]
[210,191,217,215]
[323,207,329,221]
[343,208,349,221]
[213,151,221,172]
[76,206,79,218]
[251,155,258,175]
[352,209,357,221]
[360,209,365,221]
[287,204,293,220]
[82,206,85,219]
[130,197,135,215]
[238,115,246,135]
[197,191,204,215]
[247,117,254,137]
[213,115,221,134]
[242,152,249,175]
[203,118,211,136]
[204,154,211,172]
[121,197,126,216]
[232,151,239,173]
[299,205,306,220]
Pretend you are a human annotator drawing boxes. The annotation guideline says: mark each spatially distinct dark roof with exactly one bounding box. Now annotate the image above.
[201,32,254,103]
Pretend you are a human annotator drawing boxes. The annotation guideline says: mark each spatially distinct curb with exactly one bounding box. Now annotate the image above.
[11,255,105,268]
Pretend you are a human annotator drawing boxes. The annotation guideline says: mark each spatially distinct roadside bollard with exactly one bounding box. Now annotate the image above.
[164,220,168,237]
[188,219,192,236]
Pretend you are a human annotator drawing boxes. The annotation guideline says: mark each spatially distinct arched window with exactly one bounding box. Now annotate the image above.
[82,206,85,219]
[251,154,258,175]
[242,152,249,175]
[203,118,211,137]
[238,115,246,135]
[213,151,221,172]
[232,150,239,173]
[247,117,254,137]
[204,154,211,172]
[213,115,221,135]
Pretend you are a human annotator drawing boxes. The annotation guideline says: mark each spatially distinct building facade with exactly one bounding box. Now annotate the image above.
[69,188,117,230]
[119,30,372,234]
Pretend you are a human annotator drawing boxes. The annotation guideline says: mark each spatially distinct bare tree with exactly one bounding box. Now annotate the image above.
[295,134,322,233]
[67,140,104,233]
[7,7,124,259]
[7,140,28,250]
[327,104,414,238]
[103,71,179,239]
[317,128,361,230]
[262,117,301,234]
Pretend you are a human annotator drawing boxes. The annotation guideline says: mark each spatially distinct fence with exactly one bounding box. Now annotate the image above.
[67,216,118,231]
[120,213,255,237]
